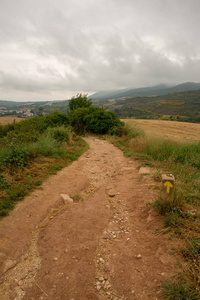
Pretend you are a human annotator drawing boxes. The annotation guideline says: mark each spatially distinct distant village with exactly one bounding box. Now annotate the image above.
[0,107,35,118]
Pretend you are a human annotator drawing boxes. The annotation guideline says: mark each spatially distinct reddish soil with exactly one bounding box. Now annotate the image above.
[0,137,179,300]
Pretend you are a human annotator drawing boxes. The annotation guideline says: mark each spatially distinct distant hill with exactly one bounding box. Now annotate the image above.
[89,82,200,100]
[1,82,200,120]
[107,89,200,119]
[0,100,52,109]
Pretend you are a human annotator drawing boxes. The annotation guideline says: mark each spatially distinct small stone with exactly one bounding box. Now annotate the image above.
[53,257,58,261]
[139,167,151,174]
[136,254,142,259]
[60,194,74,204]
[161,272,165,276]
[147,215,153,222]
[96,260,100,264]
[99,277,104,282]
[131,290,135,294]
[99,257,105,263]
[127,238,130,241]
[109,192,115,197]
[187,209,197,216]
[96,285,101,291]
[136,230,139,233]
[113,235,116,239]
[18,280,23,286]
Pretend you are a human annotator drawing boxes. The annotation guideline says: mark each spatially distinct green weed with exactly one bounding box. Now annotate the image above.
[2,145,30,169]
[0,175,11,191]
[161,280,199,300]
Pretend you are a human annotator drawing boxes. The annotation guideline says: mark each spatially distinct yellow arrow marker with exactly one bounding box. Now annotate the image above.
[164,181,173,194]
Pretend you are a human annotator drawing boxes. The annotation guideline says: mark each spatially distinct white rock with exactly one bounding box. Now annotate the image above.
[60,194,74,204]
[139,167,151,174]
[136,254,142,259]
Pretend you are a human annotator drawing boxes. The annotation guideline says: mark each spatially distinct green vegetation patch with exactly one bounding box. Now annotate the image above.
[0,111,89,218]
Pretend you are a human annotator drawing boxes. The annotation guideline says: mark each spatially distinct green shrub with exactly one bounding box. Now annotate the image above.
[69,106,124,135]
[0,112,70,139]
[0,175,11,191]
[45,126,73,142]
[69,93,92,111]
[108,125,125,136]
[27,135,60,157]
[44,111,70,127]
[2,145,30,169]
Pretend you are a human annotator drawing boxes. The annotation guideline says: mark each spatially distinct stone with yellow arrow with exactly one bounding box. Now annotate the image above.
[160,174,175,204]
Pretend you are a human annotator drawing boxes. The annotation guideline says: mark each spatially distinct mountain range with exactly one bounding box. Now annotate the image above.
[0,82,200,120]
[89,82,200,100]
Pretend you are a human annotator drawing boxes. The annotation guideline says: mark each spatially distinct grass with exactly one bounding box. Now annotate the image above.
[161,280,199,300]
[0,133,89,218]
[106,123,200,299]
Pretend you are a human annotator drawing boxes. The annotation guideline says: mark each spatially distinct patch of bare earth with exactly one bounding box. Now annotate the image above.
[0,137,179,300]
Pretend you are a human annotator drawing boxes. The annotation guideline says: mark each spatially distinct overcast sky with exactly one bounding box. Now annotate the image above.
[0,0,200,101]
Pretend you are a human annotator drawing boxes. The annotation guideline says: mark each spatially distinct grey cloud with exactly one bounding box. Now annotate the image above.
[0,0,200,100]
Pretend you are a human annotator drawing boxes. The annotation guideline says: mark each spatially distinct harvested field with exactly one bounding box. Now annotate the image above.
[0,116,24,125]
[123,119,200,143]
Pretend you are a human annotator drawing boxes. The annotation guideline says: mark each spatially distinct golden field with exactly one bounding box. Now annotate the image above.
[123,119,200,143]
[0,116,24,125]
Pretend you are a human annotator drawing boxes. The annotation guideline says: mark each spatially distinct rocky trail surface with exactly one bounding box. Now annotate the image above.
[0,137,178,300]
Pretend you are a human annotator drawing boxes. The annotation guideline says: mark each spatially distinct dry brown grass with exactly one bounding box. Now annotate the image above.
[128,137,148,152]
[0,116,24,125]
[122,119,200,143]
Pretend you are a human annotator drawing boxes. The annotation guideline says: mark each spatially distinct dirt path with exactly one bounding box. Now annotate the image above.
[0,137,178,300]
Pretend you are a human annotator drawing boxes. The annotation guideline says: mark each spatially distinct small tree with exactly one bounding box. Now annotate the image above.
[69,93,92,111]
